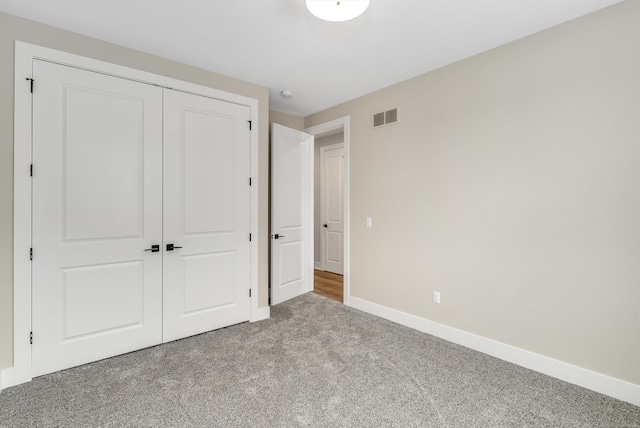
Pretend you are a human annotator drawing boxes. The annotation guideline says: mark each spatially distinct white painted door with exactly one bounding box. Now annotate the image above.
[31,60,163,377]
[271,124,314,305]
[162,89,251,341]
[321,144,344,275]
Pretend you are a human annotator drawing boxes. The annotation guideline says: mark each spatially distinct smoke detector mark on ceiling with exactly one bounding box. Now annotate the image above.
[372,108,398,128]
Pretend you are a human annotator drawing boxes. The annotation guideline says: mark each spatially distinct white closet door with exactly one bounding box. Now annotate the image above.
[31,60,163,377]
[162,89,251,342]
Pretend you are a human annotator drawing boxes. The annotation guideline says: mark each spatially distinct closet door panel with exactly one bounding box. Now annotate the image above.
[162,89,251,342]
[31,60,163,377]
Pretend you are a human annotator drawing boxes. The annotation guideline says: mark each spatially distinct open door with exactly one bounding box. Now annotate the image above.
[271,124,314,305]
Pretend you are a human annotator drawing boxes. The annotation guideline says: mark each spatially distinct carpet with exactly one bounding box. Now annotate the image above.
[1,292,638,427]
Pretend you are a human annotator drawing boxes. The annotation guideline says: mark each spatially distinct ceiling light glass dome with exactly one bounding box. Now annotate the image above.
[306,0,370,22]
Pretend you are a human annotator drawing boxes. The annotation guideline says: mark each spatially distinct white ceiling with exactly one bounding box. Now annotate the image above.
[0,0,623,117]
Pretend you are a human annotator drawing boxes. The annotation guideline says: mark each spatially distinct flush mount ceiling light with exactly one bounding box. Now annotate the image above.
[306,0,370,22]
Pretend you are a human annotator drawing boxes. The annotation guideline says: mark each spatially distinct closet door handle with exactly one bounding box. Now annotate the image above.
[166,244,183,251]
[144,245,160,253]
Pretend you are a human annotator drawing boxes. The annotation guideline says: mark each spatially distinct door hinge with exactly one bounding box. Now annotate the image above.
[249,177,252,186]
[26,78,34,93]
[30,248,33,261]
[30,164,33,177]
[248,120,252,130]
[249,233,252,242]
[30,331,33,345]
[249,289,252,298]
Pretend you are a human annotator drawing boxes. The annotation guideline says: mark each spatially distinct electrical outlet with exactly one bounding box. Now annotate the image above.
[433,291,441,304]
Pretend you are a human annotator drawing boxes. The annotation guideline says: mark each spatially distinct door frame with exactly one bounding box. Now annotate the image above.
[319,142,344,274]
[13,41,262,386]
[306,117,350,304]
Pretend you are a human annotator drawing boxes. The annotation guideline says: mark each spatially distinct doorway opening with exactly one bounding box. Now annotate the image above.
[269,117,349,307]
[306,117,350,304]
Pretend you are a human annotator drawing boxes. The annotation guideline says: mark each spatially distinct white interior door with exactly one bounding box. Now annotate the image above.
[321,144,344,275]
[271,124,313,305]
[31,60,163,377]
[162,89,251,342]
[31,61,253,377]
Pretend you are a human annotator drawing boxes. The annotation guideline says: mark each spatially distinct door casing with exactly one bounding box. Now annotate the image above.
[13,41,265,386]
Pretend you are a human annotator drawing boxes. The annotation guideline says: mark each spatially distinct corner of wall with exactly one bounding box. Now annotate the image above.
[269,110,305,131]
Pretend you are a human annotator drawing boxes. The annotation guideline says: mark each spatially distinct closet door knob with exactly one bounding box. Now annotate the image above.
[166,244,183,251]
[144,245,160,253]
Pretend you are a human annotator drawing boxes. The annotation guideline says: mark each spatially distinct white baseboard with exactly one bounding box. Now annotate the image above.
[314,262,322,270]
[348,296,640,407]
[251,306,270,322]
[1,367,15,393]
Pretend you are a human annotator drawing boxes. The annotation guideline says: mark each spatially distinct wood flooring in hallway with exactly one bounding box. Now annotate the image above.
[313,269,343,302]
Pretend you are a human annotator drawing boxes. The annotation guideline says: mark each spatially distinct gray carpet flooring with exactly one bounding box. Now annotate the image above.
[1,292,639,427]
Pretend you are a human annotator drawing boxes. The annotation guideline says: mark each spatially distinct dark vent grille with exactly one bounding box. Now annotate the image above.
[385,109,397,124]
[372,108,398,128]
[373,112,385,127]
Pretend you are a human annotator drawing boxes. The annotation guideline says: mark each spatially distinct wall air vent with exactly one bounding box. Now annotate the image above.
[372,108,398,128]
[373,112,385,127]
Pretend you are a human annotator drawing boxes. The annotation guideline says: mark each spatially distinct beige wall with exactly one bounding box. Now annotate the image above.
[0,12,270,371]
[269,110,304,131]
[306,1,640,385]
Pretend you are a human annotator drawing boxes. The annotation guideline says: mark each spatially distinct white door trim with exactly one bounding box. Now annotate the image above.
[305,117,350,304]
[13,41,262,386]
[320,142,344,275]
